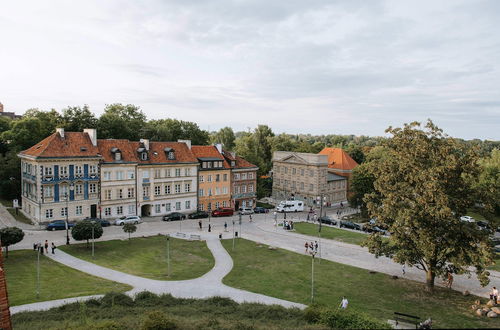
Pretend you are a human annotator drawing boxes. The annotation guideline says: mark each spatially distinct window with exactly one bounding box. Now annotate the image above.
[301,169,304,176]
[309,169,314,177]
[234,173,240,180]
[60,166,68,177]
[234,186,239,194]
[165,185,171,194]
[223,173,228,181]
[248,173,253,179]
[90,165,97,174]
[207,162,212,168]
[241,173,247,180]
[155,204,161,213]
[223,201,227,207]
[291,181,296,189]
[184,183,191,192]
[165,168,171,177]
[284,167,288,174]
[199,204,204,211]
[154,169,161,178]
[128,205,135,214]
[76,205,82,215]
[207,175,212,182]
[143,186,149,197]
[61,207,68,217]
[175,202,181,210]
[103,171,111,180]
[208,188,212,196]
[185,201,190,209]
[292,168,296,174]
[175,184,181,194]
[60,185,68,197]
[117,206,124,215]
[127,170,135,179]
[248,185,253,192]
[216,174,220,182]
[75,166,83,176]
[115,152,122,161]
[154,186,161,196]
[215,187,220,195]
[202,162,207,169]
[231,161,235,167]
[116,171,123,180]
[118,189,123,199]
[184,168,191,176]
[128,188,134,198]
[44,186,53,197]
[215,202,220,208]
[168,151,175,160]
[207,202,212,211]
[300,182,304,190]
[142,171,150,179]
[104,207,111,216]
[310,184,314,191]
[222,187,228,194]
[241,185,247,193]
[89,183,97,194]
[175,168,181,177]
[104,190,112,200]
[199,189,204,197]
[166,203,171,211]
[44,166,53,176]
[75,184,83,195]
[248,200,253,207]
[45,209,53,219]
[141,152,147,160]
[199,176,204,182]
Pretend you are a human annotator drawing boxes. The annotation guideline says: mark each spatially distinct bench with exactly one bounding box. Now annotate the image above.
[394,312,420,329]
[175,232,186,238]
[190,234,201,240]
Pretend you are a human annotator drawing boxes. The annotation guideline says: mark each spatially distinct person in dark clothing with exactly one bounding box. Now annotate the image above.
[51,242,56,254]
[208,224,211,232]
[198,220,202,230]
[44,240,49,254]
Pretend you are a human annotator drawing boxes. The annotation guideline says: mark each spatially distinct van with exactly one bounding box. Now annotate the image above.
[276,200,304,213]
[212,207,234,217]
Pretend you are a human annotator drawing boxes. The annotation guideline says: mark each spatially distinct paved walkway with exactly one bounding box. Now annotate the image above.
[11,234,305,314]
[0,203,35,230]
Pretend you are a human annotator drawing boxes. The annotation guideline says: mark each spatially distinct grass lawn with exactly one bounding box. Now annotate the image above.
[4,250,131,306]
[222,239,500,329]
[489,254,500,272]
[6,208,33,225]
[0,198,11,207]
[60,235,215,280]
[294,222,369,245]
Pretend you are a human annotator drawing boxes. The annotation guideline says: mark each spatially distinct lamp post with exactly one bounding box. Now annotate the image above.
[310,249,317,304]
[36,242,41,298]
[91,220,96,258]
[65,184,74,245]
[208,191,212,224]
[232,219,235,251]
[238,212,242,238]
[166,234,171,277]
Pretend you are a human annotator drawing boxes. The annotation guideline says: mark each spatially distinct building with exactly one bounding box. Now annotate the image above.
[0,102,22,120]
[191,144,232,212]
[271,151,348,206]
[18,128,198,223]
[222,150,258,210]
[318,147,359,195]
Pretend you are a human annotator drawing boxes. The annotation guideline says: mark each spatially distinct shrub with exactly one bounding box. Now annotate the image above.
[101,292,134,307]
[320,309,390,329]
[205,296,238,308]
[158,293,181,307]
[94,320,122,330]
[135,291,160,306]
[85,298,102,307]
[303,305,324,323]
[141,311,178,330]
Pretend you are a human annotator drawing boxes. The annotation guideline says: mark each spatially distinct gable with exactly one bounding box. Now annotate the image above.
[279,154,308,164]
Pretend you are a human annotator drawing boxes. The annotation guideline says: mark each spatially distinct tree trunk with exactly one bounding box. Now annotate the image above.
[426,270,435,292]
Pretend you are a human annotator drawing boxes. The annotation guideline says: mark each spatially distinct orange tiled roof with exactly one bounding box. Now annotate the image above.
[20,132,99,158]
[191,145,230,168]
[221,149,257,169]
[318,148,358,173]
[133,141,198,164]
[97,139,138,163]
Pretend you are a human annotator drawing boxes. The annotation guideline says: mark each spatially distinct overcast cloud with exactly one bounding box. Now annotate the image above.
[1,0,499,140]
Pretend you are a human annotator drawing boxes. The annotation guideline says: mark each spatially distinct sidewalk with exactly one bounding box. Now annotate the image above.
[0,203,35,230]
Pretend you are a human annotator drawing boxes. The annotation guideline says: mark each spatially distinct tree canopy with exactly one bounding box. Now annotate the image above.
[211,127,236,151]
[71,221,103,247]
[123,223,137,240]
[98,103,147,141]
[363,120,494,291]
[0,227,24,257]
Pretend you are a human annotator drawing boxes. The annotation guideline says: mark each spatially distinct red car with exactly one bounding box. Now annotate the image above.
[212,207,234,217]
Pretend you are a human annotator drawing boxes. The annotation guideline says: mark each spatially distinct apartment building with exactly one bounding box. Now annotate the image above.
[222,151,258,210]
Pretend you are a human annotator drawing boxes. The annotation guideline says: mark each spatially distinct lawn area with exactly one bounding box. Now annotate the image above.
[4,250,131,306]
[294,222,368,245]
[489,254,500,272]
[0,198,11,207]
[6,208,33,225]
[60,235,215,280]
[221,239,500,329]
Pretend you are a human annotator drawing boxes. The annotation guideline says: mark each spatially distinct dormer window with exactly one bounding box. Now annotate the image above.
[111,147,122,161]
[168,151,175,160]
[231,161,236,167]
[115,152,121,161]
[164,147,175,160]
[141,152,148,160]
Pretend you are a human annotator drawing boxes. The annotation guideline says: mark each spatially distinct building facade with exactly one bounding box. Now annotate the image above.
[222,151,258,210]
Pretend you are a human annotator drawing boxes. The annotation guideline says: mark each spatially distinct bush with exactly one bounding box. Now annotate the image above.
[141,311,178,330]
[320,309,390,329]
[205,296,238,308]
[94,320,122,330]
[85,298,102,307]
[158,293,181,307]
[303,305,323,323]
[101,292,134,307]
[135,291,160,306]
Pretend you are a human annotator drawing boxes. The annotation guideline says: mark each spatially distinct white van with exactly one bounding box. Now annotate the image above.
[276,200,304,213]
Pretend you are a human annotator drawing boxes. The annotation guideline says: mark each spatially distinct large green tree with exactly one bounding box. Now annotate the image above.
[211,127,236,150]
[23,108,62,139]
[143,119,209,145]
[71,221,103,247]
[98,104,147,141]
[60,105,98,132]
[0,227,24,257]
[364,120,493,291]
[474,148,500,217]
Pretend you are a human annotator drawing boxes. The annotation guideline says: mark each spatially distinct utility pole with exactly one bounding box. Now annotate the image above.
[166,235,170,277]
[310,250,316,304]
[232,220,235,250]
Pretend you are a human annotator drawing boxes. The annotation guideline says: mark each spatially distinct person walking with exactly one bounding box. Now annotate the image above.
[224,222,228,232]
[314,241,318,252]
[446,272,454,289]
[305,242,309,253]
[44,240,49,254]
[51,242,56,254]
[38,244,44,255]
[249,214,253,222]
[208,224,212,233]
[198,220,202,230]
[402,264,406,275]
[339,296,348,309]
[490,287,499,304]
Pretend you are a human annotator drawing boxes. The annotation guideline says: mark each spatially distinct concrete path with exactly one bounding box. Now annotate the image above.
[11,234,305,314]
[0,203,35,230]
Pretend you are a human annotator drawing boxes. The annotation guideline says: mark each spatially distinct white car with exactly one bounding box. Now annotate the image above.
[239,207,254,215]
[114,215,142,226]
[460,216,475,223]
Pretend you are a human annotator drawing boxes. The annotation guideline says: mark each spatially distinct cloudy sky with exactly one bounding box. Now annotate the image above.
[1,0,499,140]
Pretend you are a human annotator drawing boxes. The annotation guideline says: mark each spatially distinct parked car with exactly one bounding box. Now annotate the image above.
[253,207,269,214]
[460,216,475,222]
[188,211,209,219]
[163,212,186,221]
[83,217,110,227]
[340,220,361,230]
[363,225,387,235]
[212,208,234,217]
[318,216,337,226]
[46,220,75,231]
[239,207,254,215]
[114,216,142,226]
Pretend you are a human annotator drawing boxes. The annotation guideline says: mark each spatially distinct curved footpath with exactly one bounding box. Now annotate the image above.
[10,234,305,314]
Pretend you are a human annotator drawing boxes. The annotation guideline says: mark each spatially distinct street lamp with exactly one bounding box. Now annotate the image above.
[238,212,242,238]
[232,219,235,251]
[208,191,212,224]
[91,220,96,258]
[310,249,317,304]
[36,242,41,298]
[166,234,170,277]
[65,184,74,245]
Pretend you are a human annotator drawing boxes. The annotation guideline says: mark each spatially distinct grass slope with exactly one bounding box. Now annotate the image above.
[221,239,499,329]
[60,235,215,280]
[4,250,131,306]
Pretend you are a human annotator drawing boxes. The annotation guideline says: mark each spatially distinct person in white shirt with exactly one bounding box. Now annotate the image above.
[490,287,498,304]
[340,297,348,309]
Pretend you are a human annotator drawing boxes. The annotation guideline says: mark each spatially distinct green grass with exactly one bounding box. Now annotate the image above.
[256,201,275,209]
[60,235,215,280]
[4,250,131,306]
[221,239,500,329]
[0,198,11,207]
[489,254,500,272]
[294,222,369,245]
[7,208,33,225]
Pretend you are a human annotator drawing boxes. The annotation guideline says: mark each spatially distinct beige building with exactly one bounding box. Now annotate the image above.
[272,151,347,207]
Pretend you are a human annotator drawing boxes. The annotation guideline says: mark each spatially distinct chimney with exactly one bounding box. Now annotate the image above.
[178,139,191,150]
[140,139,150,151]
[215,143,222,154]
[0,102,3,113]
[230,152,236,158]
[56,128,65,138]
[84,128,97,146]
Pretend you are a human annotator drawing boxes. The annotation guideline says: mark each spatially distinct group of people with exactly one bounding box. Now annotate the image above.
[283,220,294,230]
[33,240,56,255]
[304,240,319,254]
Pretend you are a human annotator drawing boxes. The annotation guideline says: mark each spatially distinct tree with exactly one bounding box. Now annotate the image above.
[0,151,22,199]
[98,104,147,141]
[346,144,365,164]
[0,227,24,257]
[1,117,46,151]
[71,221,103,247]
[212,127,236,150]
[364,120,493,292]
[123,223,137,241]
[348,163,374,218]
[143,119,209,145]
[474,149,500,218]
[60,105,98,132]
[23,108,62,139]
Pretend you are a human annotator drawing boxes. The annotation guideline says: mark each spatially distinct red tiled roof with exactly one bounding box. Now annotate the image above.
[234,155,258,169]
[191,145,230,168]
[318,148,358,173]
[133,141,198,164]
[20,132,99,158]
[97,139,138,163]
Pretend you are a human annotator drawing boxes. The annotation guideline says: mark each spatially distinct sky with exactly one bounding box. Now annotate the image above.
[1,0,499,140]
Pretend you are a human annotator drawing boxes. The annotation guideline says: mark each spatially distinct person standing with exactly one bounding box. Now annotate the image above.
[402,264,406,275]
[490,287,499,304]
[339,297,348,309]
[224,222,228,232]
[305,242,309,253]
[198,220,202,230]
[208,224,212,232]
[447,272,454,289]
[44,240,49,254]
[249,214,253,222]
[314,241,318,252]
[51,242,56,254]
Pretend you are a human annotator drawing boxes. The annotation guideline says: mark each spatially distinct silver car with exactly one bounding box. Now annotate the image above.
[239,207,254,215]
[114,215,142,226]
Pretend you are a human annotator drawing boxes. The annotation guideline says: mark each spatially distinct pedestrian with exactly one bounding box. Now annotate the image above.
[38,244,44,255]
[314,241,318,252]
[402,264,406,275]
[339,296,348,309]
[249,214,253,222]
[44,240,49,254]
[490,287,498,304]
[208,224,212,232]
[224,222,228,232]
[199,220,202,230]
[447,272,453,289]
[310,242,314,252]
[340,201,344,208]
[51,242,56,254]
[307,213,310,221]
[290,220,294,230]
[305,242,309,253]
[33,243,37,251]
